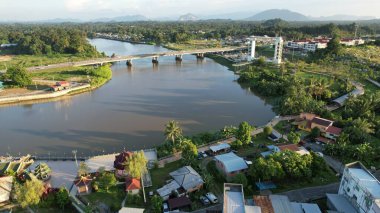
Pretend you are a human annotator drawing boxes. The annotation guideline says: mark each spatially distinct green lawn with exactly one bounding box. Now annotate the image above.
[82,185,125,211]
[31,67,89,82]
[273,120,292,135]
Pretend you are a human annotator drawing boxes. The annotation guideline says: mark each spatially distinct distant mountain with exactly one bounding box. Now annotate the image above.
[201,11,259,20]
[246,9,309,21]
[314,14,377,21]
[91,15,148,22]
[178,13,199,21]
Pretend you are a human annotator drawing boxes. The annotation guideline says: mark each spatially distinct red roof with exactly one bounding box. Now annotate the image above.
[277,144,299,152]
[316,137,335,144]
[125,177,141,191]
[326,126,342,135]
[74,176,92,187]
[56,81,70,86]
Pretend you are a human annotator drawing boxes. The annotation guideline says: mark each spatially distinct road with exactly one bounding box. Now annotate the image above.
[279,182,339,202]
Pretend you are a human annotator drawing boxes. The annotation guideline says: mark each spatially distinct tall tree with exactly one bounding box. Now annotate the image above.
[123,151,147,179]
[5,66,32,87]
[14,178,44,208]
[56,187,70,210]
[236,122,253,145]
[164,120,183,145]
[77,162,90,177]
[287,131,301,144]
[97,172,117,192]
[180,139,198,166]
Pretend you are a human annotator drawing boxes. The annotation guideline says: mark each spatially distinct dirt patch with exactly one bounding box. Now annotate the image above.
[0,88,31,97]
[0,55,13,62]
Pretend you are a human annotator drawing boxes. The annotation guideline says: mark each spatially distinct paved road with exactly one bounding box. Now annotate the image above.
[305,142,344,174]
[279,182,339,202]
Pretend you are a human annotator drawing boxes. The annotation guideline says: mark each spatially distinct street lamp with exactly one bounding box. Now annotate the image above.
[72,150,78,167]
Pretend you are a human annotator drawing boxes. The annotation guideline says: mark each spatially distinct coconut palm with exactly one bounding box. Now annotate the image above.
[164,120,183,145]
[33,163,52,181]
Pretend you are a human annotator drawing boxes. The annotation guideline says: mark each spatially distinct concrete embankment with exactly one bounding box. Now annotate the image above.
[0,84,90,105]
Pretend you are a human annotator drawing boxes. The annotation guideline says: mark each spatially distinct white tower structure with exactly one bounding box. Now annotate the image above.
[273,37,283,64]
[247,37,256,61]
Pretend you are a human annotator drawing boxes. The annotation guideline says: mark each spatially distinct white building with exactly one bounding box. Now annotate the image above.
[286,38,329,52]
[340,38,365,46]
[327,162,380,213]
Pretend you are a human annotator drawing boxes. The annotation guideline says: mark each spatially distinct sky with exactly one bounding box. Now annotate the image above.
[0,0,379,21]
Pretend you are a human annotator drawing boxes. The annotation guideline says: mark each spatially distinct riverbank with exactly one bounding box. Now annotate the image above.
[0,65,112,106]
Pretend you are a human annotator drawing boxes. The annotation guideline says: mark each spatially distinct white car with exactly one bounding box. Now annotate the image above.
[163,203,169,213]
[316,152,324,157]
[206,192,218,204]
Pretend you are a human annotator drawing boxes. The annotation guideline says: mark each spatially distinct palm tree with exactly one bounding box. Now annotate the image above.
[164,120,183,145]
[352,118,375,134]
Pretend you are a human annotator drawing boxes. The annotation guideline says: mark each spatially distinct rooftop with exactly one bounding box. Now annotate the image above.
[210,143,231,152]
[326,126,342,135]
[224,183,245,213]
[277,144,299,152]
[348,168,380,198]
[215,152,248,173]
[269,195,293,213]
[326,194,357,213]
[169,166,204,191]
[125,178,141,191]
[311,117,333,127]
[291,202,322,213]
[253,196,274,213]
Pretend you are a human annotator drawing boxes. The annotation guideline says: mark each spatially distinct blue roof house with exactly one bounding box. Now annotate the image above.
[214,152,248,180]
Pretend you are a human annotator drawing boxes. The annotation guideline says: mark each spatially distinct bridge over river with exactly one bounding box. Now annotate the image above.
[27,46,246,71]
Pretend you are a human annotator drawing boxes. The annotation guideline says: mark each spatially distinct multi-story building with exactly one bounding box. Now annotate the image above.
[327,162,380,213]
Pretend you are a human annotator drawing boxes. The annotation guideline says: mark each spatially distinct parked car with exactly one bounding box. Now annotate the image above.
[163,203,169,213]
[206,192,218,204]
[316,152,324,157]
[200,196,210,205]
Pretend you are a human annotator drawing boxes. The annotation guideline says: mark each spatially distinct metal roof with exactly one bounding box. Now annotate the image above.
[269,195,293,213]
[326,194,357,213]
[214,152,248,173]
[291,202,322,213]
[348,168,380,198]
[169,166,203,191]
[332,88,364,106]
[210,143,231,152]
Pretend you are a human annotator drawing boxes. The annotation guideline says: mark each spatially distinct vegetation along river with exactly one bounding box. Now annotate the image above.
[0,38,276,157]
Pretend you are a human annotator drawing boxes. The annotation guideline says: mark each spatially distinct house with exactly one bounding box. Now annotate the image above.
[125,177,141,194]
[168,196,192,211]
[56,81,70,88]
[252,195,322,213]
[209,143,231,155]
[332,88,365,107]
[286,37,329,52]
[74,176,92,194]
[0,176,13,203]
[268,130,282,142]
[340,38,365,46]
[327,162,380,213]
[294,113,342,141]
[157,166,203,200]
[214,152,248,179]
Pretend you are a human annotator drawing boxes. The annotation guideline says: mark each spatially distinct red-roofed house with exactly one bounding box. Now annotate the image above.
[325,126,342,140]
[125,177,141,194]
[74,176,92,194]
[277,144,310,155]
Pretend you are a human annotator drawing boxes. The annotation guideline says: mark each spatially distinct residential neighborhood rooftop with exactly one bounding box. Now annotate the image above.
[348,168,380,198]
[214,152,248,173]
[210,143,231,153]
[169,166,204,191]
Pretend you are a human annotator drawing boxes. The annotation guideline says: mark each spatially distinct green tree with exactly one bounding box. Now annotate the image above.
[97,172,117,192]
[263,126,273,136]
[5,65,32,87]
[310,127,320,139]
[326,35,342,56]
[77,162,90,177]
[202,172,215,190]
[33,163,52,180]
[287,131,301,144]
[151,195,163,213]
[249,158,284,181]
[232,173,248,187]
[180,139,198,166]
[55,187,70,210]
[123,151,147,179]
[15,178,44,208]
[164,120,183,145]
[236,122,253,145]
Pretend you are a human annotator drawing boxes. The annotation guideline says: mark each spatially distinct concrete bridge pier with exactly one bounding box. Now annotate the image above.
[196,53,204,59]
[175,55,183,61]
[152,57,159,64]
[126,60,133,66]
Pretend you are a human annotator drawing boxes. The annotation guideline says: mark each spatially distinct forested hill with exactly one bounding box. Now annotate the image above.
[0,25,100,56]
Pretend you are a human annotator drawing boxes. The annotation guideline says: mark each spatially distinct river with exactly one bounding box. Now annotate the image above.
[0,38,275,157]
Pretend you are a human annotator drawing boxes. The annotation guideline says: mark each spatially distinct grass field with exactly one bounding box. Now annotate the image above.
[82,185,126,211]
[0,54,96,70]
[165,40,221,50]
